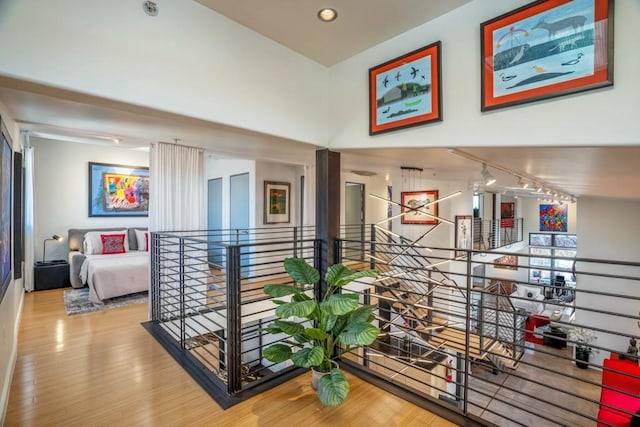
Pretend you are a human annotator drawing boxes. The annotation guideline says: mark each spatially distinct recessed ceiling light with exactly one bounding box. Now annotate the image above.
[317,8,337,22]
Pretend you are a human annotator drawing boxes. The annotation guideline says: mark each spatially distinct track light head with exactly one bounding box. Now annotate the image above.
[481,163,496,186]
[518,178,529,189]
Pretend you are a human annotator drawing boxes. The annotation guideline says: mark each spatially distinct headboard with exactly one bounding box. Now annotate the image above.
[68,228,146,253]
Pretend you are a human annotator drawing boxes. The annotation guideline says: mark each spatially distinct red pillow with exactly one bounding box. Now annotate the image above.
[145,232,149,251]
[101,234,126,255]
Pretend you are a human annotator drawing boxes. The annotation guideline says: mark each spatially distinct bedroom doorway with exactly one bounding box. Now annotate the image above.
[345,182,365,261]
[207,177,223,268]
[229,173,250,276]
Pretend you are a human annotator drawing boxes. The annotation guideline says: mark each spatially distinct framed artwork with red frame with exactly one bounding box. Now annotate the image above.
[369,41,442,135]
[480,0,614,112]
[400,190,439,225]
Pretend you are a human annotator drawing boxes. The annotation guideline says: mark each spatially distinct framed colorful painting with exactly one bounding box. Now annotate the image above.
[481,0,614,111]
[455,215,473,257]
[88,162,149,217]
[264,181,290,224]
[540,204,568,232]
[369,41,442,135]
[400,190,439,225]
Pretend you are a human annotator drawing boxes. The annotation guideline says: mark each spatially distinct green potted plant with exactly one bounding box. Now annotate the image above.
[262,257,380,406]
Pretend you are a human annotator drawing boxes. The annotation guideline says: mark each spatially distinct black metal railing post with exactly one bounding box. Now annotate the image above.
[151,232,160,321]
[463,250,472,414]
[293,226,298,258]
[179,237,186,350]
[226,244,242,395]
[370,224,376,270]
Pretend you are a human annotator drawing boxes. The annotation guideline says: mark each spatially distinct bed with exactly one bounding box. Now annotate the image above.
[68,227,149,303]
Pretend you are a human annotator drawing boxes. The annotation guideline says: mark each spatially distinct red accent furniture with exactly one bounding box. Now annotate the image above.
[524,315,549,345]
[597,357,640,426]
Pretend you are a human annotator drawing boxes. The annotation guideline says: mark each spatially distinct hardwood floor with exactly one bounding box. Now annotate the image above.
[5,289,458,427]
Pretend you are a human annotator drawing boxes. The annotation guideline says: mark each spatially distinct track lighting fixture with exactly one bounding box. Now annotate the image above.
[481,163,496,186]
[448,148,575,201]
[518,178,529,189]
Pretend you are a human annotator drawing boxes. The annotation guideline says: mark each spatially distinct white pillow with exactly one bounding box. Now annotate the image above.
[518,286,540,299]
[83,230,129,254]
[134,229,149,251]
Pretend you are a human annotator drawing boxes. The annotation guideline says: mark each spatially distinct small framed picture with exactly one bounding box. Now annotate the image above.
[455,215,473,257]
[400,190,439,225]
[264,181,290,224]
[369,41,442,135]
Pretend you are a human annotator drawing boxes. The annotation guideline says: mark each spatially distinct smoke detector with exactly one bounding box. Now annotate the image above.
[143,1,158,16]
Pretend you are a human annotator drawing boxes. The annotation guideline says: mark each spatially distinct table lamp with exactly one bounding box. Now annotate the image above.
[43,235,63,263]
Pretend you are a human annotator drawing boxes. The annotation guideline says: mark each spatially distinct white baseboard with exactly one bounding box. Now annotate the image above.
[0,286,25,426]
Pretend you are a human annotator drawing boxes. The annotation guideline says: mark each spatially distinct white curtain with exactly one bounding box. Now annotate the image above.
[149,142,206,318]
[22,135,35,292]
[149,142,205,232]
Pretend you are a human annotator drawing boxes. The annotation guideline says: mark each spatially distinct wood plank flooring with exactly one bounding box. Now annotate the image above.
[4,289,458,427]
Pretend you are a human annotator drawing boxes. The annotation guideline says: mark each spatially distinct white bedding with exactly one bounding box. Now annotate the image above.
[80,251,149,303]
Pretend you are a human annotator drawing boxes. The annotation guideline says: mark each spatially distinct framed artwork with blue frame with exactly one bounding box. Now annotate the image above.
[88,162,149,217]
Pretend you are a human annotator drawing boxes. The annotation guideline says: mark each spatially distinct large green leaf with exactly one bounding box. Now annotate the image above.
[339,323,381,346]
[317,368,350,406]
[330,316,349,337]
[332,270,378,287]
[284,258,320,285]
[274,320,305,336]
[292,292,312,302]
[264,284,300,297]
[264,324,283,334]
[263,343,292,363]
[291,346,324,368]
[325,264,352,286]
[319,314,338,333]
[275,300,317,319]
[303,327,329,341]
[323,293,359,315]
[347,305,376,325]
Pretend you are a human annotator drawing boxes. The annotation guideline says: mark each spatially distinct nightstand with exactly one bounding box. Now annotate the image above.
[34,260,70,291]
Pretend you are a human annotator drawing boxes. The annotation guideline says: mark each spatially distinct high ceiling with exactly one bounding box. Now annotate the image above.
[0,1,638,201]
[194,0,472,66]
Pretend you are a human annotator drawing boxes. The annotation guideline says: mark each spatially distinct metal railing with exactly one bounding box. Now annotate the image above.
[474,217,524,250]
[145,226,317,407]
[145,224,640,426]
[337,224,640,427]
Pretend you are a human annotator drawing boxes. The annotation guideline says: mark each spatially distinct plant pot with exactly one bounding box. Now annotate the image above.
[311,362,338,390]
[575,347,590,369]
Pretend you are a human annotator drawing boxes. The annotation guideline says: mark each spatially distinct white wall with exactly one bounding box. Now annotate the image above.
[329,0,640,149]
[0,0,329,145]
[0,101,23,426]
[31,138,149,261]
[575,197,640,366]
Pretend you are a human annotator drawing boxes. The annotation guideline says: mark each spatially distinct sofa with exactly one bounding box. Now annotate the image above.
[597,357,640,426]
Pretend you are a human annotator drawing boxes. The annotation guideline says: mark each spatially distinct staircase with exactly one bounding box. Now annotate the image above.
[370,228,524,373]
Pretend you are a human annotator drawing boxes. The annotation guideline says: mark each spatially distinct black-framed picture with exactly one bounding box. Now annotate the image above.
[369,41,442,135]
[455,215,473,257]
[481,0,614,111]
[88,162,149,217]
[264,181,290,224]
